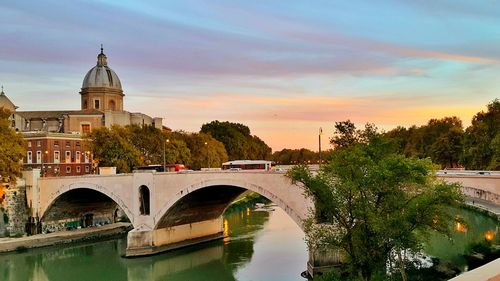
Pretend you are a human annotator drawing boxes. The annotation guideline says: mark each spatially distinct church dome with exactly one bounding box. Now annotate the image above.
[82,48,122,90]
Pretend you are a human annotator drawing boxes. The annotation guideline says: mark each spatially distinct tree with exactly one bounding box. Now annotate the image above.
[272,148,319,164]
[180,132,228,170]
[0,108,25,182]
[461,99,500,170]
[84,126,142,173]
[125,125,191,166]
[201,120,271,160]
[330,120,378,149]
[431,127,464,168]
[288,138,463,281]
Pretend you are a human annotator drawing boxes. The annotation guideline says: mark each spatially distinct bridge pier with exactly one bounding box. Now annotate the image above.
[126,217,224,257]
[307,248,344,278]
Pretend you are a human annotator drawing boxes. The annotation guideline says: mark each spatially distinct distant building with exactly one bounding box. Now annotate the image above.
[0,47,164,176]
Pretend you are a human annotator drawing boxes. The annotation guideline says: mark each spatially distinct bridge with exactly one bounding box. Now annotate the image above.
[24,170,313,257]
[21,169,499,276]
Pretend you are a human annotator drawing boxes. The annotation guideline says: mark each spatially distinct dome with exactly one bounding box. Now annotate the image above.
[82,48,122,90]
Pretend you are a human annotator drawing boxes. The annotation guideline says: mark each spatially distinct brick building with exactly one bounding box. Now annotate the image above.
[23,132,93,177]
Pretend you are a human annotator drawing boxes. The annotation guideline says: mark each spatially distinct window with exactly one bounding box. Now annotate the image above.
[54,141,59,147]
[66,166,71,174]
[28,141,32,148]
[54,151,60,164]
[27,151,33,164]
[139,185,150,215]
[65,141,70,148]
[84,152,90,163]
[37,141,41,147]
[108,100,116,111]
[75,151,81,163]
[76,166,81,173]
[76,141,80,147]
[81,124,91,134]
[85,166,90,173]
[65,151,71,163]
[94,99,100,109]
[36,151,41,163]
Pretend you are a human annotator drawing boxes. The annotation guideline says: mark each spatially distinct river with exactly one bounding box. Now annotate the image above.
[0,205,308,281]
[0,205,498,281]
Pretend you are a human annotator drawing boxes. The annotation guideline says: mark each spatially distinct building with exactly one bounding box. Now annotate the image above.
[23,132,93,177]
[0,47,163,176]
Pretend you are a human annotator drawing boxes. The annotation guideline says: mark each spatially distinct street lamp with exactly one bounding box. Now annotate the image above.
[319,127,323,168]
[163,138,170,172]
[204,142,209,169]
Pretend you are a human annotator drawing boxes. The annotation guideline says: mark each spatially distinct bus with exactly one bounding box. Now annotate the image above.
[222,160,274,171]
[137,164,187,172]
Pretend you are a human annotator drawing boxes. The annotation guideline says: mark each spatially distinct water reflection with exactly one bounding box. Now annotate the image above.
[0,206,306,281]
[424,208,500,267]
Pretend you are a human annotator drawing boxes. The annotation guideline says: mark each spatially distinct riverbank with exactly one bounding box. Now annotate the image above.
[0,222,132,253]
[465,197,500,219]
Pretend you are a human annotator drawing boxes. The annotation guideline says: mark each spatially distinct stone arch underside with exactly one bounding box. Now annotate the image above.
[40,182,134,226]
[154,178,310,230]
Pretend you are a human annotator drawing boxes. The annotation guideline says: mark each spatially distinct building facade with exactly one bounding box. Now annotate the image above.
[0,48,164,176]
[23,132,93,177]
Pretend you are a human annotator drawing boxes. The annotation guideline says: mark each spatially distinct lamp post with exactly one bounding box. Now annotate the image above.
[163,138,170,172]
[319,127,323,168]
[204,142,209,169]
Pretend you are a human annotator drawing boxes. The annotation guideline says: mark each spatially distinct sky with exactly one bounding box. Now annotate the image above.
[1,1,499,151]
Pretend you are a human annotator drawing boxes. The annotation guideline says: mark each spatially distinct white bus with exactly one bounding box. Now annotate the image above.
[222,160,274,171]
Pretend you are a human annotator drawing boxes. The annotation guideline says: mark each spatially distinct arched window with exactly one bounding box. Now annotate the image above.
[139,185,150,215]
[108,100,116,111]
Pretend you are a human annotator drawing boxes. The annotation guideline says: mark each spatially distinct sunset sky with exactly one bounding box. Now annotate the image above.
[1,1,499,151]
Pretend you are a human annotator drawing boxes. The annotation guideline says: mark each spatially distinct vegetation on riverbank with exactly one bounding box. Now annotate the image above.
[225,192,271,215]
[290,123,464,281]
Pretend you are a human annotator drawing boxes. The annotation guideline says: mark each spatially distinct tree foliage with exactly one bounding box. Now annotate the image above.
[288,138,463,281]
[330,120,378,149]
[0,108,25,182]
[85,125,143,173]
[383,117,464,168]
[272,148,328,164]
[178,132,228,170]
[461,99,500,170]
[85,125,228,172]
[201,120,271,160]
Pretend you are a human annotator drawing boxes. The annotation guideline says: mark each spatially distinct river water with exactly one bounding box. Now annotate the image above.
[0,206,308,281]
[0,205,498,281]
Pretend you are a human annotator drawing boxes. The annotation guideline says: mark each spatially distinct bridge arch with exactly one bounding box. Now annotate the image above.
[153,178,310,230]
[40,181,135,226]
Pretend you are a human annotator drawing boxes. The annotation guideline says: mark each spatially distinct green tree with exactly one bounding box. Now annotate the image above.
[201,120,271,160]
[85,125,142,173]
[180,132,228,170]
[430,127,464,168]
[330,120,378,149]
[125,125,191,166]
[164,136,191,165]
[288,138,463,281]
[461,99,500,170]
[489,133,500,170]
[0,108,25,182]
[272,148,319,164]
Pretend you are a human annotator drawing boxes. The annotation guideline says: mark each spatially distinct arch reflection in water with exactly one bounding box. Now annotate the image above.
[0,205,308,281]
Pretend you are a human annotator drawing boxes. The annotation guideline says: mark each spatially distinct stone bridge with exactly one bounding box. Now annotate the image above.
[23,169,499,266]
[438,172,500,206]
[25,170,312,257]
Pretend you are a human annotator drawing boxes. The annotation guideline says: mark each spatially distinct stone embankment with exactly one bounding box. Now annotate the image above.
[0,222,132,253]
